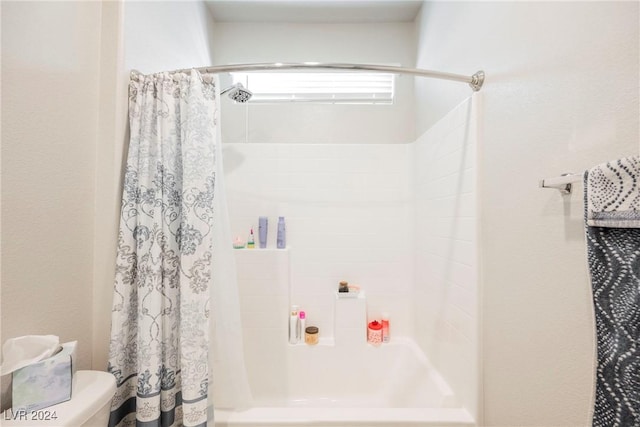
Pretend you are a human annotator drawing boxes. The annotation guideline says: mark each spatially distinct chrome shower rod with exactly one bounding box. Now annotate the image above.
[168,62,485,92]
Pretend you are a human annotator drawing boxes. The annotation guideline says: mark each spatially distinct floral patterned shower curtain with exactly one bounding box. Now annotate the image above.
[107,70,218,427]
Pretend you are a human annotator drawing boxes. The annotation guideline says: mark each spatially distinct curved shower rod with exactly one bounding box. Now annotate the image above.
[163,62,485,92]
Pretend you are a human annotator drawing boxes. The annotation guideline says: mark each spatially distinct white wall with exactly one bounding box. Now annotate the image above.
[415,2,640,425]
[91,0,218,371]
[1,1,102,377]
[92,0,128,375]
[213,22,415,144]
[413,96,479,419]
[223,143,414,343]
[123,1,216,73]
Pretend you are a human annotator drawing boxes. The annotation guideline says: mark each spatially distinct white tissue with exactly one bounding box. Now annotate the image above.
[0,335,60,376]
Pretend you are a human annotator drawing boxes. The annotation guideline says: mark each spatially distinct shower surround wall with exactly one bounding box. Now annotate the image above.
[412,97,479,418]
[223,143,415,338]
[223,96,479,418]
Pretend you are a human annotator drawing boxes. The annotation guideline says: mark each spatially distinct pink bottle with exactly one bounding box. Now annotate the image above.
[382,312,390,343]
[299,311,306,340]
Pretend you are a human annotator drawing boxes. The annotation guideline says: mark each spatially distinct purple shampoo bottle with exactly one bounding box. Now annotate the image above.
[258,216,268,248]
[277,217,286,249]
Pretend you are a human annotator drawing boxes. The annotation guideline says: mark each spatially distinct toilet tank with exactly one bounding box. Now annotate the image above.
[2,370,116,426]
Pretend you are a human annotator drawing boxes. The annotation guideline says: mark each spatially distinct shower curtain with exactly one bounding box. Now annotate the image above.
[584,156,640,427]
[107,70,251,427]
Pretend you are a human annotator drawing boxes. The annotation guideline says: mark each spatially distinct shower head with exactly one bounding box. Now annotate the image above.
[221,83,252,103]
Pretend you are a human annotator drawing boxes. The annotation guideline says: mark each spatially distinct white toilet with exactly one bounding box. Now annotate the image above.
[3,370,116,426]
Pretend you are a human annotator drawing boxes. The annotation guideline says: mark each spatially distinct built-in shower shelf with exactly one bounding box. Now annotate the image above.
[288,337,335,347]
[234,247,291,252]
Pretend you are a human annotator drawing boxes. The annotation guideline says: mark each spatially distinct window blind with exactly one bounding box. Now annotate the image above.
[231,72,395,104]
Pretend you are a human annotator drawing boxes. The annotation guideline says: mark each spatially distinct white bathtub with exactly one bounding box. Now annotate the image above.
[214,338,475,427]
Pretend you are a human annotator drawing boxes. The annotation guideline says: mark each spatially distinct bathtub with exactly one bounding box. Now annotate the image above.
[214,338,475,427]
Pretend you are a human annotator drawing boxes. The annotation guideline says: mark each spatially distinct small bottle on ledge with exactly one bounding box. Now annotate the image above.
[277,216,286,249]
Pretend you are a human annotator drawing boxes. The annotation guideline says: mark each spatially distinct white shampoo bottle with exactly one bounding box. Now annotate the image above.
[289,305,299,344]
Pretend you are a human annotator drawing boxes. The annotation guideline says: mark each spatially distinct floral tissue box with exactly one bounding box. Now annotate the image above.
[12,341,77,413]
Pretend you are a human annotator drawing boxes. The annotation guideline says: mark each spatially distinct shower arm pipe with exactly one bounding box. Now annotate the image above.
[166,62,485,92]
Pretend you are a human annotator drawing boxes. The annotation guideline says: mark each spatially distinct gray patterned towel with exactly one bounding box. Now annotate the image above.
[586,156,640,228]
[584,156,640,427]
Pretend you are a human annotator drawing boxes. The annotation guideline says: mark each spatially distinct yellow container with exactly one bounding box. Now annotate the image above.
[305,326,319,345]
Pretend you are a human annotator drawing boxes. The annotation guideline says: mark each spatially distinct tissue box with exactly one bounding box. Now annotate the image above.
[12,341,77,412]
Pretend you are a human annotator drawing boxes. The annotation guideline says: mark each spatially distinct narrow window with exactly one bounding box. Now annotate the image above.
[231,72,395,104]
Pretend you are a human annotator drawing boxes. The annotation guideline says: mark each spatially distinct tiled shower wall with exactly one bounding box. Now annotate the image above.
[223,143,414,340]
[412,96,479,417]
[223,95,479,412]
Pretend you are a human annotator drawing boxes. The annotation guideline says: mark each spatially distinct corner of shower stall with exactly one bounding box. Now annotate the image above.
[410,93,482,424]
[217,94,482,427]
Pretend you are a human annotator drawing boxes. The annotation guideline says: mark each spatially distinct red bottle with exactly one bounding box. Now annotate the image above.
[367,320,382,346]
